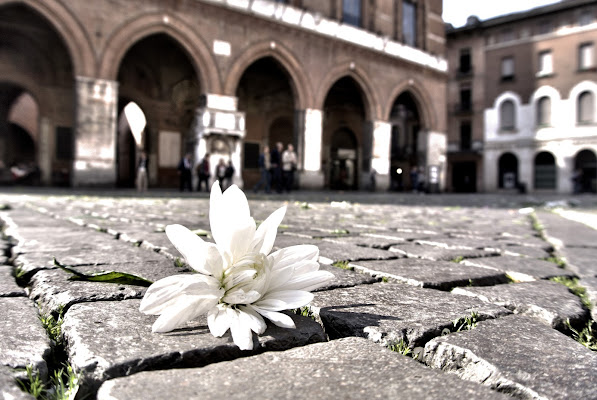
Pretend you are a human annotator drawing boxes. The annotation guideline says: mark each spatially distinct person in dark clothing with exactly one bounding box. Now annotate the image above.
[270,142,283,193]
[224,160,235,190]
[197,153,211,192]
[253,145,271,193]
[177,153,193,192]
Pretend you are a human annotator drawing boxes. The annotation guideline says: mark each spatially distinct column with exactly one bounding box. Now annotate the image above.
[298,108,325,189]
[38,117,52,185]
[370,120,392,191]
[426,130,447,192]
[72,77,118,187]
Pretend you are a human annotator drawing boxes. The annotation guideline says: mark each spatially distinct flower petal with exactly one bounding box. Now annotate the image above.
[254,290,314,311]
[238,305,267,335]
[279,270,335,292]
[151,295,218,333]
[165,224,224,275]
[222,289,262,305]
[139,274,220,315]
[250,206,286,255]
[228,307,254,350]
[207,305,231,337]
[252,307,296,329]
[269,245,319,271]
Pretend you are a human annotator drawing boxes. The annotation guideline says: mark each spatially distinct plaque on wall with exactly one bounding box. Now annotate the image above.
[159,131,180,167]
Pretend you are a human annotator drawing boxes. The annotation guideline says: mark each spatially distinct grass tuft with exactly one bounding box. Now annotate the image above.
[550,277,592,309]
[331,260,352,270]
[453,311,479,332]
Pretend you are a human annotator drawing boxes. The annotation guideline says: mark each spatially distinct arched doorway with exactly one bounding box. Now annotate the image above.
[534,151,556,190]
[574,149,597,193]
[323,77,366,190]
[236,57,296,189]
[0,4,74,185]
[389,92,422,191]
[116,33,200,188]
[498,152,518,189]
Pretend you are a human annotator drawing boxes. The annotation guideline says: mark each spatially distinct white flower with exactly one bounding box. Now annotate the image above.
[140,182,333,350]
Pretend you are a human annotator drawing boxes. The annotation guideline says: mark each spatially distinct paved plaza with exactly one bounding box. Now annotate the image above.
[1,188,596,399]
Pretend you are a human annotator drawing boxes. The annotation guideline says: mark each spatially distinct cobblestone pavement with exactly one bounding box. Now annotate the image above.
[1,188,596,399]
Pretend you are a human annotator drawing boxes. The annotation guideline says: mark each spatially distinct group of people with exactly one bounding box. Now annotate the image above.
[177,153,235,192]
[253,142,297,194]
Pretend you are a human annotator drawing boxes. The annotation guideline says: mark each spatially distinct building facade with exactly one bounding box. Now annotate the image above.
[0,0,447,191]
[446,0,597,194]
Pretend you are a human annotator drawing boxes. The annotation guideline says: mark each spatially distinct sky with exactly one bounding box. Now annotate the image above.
[442,0,563,28]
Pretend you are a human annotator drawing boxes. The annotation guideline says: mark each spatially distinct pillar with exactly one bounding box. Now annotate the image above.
[72,77,118,187]
[426,130,448,192]
[38,117,52,185]
[370,120,392,191]
[298,108,324,189]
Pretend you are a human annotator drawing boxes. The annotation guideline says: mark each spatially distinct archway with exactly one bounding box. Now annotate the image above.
[236,57,296,189]
[574,149,597,193]
[534,151,556,189]
[0,3,74,185]
[389,91,422,191]
[323,76,366,190]
[498,153,518,189]
[116,33,201,188]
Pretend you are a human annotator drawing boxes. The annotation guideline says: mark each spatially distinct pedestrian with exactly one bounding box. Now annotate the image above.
[572,168,583,194]
[197,153,211,192]
[224,160,235,190]
[253,145,271,193]
[417,166,426,193]
[410,166,418,192]
[270,142,283,193]
[177,153,193,192]
[136,151,148,192]
[215,158,227,187]
[282,143,297,192]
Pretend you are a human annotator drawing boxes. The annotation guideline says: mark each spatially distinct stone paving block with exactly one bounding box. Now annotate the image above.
[10,227,117,254]
[97,337,511,400]
[389,243,498,261]
[28,269,149,315]
[538,210,597,249]
[0,365,35,400]
[423,315,597,400]
[351,258,509,290]
[0,266,25,297]
[316,241,399,263]
[310,282,511,347]
[272,233,322,249]
[0,297,50,380]
[321,234,405,249]
[62,299,326,395]
[462,256,575,282]
[315,264,379,290]
[453,280,589,331]
[557,246,597,279]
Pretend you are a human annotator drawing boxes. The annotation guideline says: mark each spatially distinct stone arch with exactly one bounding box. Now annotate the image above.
[0,0,94,76]
[385,79,435,130]
[224,41,312,110]
[317,63,379,121]
[98,13,220,93]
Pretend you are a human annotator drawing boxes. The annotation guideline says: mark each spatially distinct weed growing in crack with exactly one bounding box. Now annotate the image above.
[566,319,597,351]
[387,339,411,356]
[332,260,352,270]
[550,277,592,309]
[381,276,390,283]
[174,257,186,269]
[453,311,479,332]
[39,305,65,347]
[17,365,44,398]
[544,256,566,268]
[451,256,464,263]
[292,306,316,321]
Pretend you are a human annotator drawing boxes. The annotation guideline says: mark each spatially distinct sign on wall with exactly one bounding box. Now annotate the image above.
[159,131,181,167]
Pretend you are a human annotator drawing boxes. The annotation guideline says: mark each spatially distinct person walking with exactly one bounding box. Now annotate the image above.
[282,143,297,192]
[253,145,271,193]
[215,158,227,187]
[177,153,193,192]
[197,153,211,192]
[270,142,283,193]
[224,160,235,190]
[136,151,149,192]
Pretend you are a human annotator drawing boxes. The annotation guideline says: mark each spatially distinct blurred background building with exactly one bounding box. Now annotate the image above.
[446,0,597,194]
[0,0,447,191]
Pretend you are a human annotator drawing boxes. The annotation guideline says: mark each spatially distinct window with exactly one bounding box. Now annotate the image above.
[459,86,471,111]
[500,29,515,42]
[342,0,361,27]
[500,100,516,131]
[402,1,417,47]
[501,57,515,81]
[460,122,472,150]
[537,51,553,76]
[537,19,552,35]
[459,48,472,74]
[579,42,594,70]
[536,96,551,126]
[578,91,595,124]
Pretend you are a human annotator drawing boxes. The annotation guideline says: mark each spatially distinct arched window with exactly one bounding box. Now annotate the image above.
[578,91,595,124]
[536,96,551,126]
[500,100,516,131]
[498,152,518,188]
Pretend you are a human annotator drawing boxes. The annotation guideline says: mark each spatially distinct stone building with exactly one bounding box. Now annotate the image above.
[446,0,597,193]
[0,0,447,191]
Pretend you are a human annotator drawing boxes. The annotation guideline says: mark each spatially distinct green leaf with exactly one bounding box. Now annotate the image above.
[54,258,154,287]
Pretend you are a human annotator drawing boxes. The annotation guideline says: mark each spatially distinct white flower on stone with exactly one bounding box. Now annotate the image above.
[140,182,333,350]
